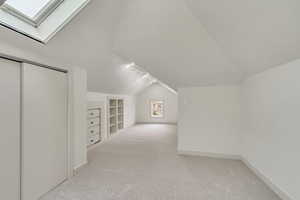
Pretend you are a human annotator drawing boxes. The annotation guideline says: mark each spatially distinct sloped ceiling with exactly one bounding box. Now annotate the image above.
[185,0,300,77]
[0,0,300,93]
[113,0,241,89]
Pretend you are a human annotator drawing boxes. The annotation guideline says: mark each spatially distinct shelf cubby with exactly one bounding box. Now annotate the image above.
[108,98,124,136]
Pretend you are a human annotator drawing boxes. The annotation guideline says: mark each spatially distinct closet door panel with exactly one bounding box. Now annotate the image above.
[22,63,67,200]
[0,58,20,200]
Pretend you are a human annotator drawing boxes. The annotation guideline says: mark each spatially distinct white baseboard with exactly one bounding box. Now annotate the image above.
[73,161,88,175]
[177,150,292,200]
[177,150,241,160]
[241,157,292,200]
[90,124,135,150]
[136,122,177,125]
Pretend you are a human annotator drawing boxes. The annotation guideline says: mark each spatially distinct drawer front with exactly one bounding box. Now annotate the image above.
[88,126,100,137]
[87,117,100,127]
[87,109,100,118]
[87,134,100,146]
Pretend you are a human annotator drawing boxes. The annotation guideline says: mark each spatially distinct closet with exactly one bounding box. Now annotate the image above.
[0,58,21,200]
[0,58,68,200]
[22,63,68,200]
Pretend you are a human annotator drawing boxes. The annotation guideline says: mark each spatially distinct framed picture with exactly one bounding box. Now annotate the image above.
[150,100,164,118]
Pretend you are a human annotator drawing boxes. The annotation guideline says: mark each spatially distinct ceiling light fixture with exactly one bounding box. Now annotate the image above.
[125,62,135,69]
[141,73,150,79]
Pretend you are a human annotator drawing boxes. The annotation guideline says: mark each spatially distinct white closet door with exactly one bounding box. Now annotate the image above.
[0,58,20,200]
[22,63,68,200]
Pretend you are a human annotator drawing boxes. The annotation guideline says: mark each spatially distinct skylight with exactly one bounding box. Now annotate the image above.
[6,0,52,18]
[0,0,90,43]
[2,0,63,27]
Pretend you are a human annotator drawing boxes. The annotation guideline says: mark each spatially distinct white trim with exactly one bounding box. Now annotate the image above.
[67,71,73,178]
[40,0,90,43]
[32,0,64,27]
[177,150,293,200]
[73,161,87,175]
[0,0,90,43]
[177,150,241,160]
[2,0,64,27]
[136,122,177,125]
[241,157,293,200]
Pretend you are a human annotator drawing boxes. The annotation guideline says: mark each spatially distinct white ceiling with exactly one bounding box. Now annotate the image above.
[185,0,300,77]
[0,0,300,93]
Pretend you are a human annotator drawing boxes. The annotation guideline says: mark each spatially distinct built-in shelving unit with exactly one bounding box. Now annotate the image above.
[109,99,117,135]
[108,98,124,136]
[117,99,124,130]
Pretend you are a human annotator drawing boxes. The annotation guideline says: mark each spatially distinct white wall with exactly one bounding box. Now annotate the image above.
[178,86,241,157]
[177,61,300,200]
[241,59,300,200]
[136,83,178,124]
[71,67,87,170]
[87,92,136,139]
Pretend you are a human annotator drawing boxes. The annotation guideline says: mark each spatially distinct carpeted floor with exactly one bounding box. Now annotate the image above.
[42,124,281,200]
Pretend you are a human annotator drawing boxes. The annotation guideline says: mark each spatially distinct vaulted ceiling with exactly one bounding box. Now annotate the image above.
[0,0,299,93]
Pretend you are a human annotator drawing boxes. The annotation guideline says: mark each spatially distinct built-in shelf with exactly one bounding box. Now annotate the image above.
[108,98,124,136]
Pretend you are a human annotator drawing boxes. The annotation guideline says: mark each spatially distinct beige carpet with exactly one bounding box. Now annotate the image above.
[42,124,281,200]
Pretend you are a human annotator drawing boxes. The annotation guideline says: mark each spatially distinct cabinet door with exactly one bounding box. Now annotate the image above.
[22,63,68,200]
[0,58,21,200]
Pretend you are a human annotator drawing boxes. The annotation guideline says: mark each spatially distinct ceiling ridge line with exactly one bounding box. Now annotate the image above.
[114,53,177,94]
[183,0,246,81]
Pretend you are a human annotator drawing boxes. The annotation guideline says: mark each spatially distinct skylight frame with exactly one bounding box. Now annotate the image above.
[1,0,64,27]
[0,0,90,43]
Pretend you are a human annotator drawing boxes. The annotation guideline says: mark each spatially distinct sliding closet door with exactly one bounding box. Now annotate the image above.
[22,63,68,200]
[0,58,20,200]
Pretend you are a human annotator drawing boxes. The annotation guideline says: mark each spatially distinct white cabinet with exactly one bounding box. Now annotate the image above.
[87,109,100,118]
[108,98,124,136]
[88,125,100,136]
[87,108,101,146]
[87,134,100,146]
[87,117,100,127]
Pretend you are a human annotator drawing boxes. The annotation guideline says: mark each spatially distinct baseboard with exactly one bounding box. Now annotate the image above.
[177,150,293,200]
[136,122,178,125]
[73,161,88,175]
[177,150,241,160]
[241,157,292,200]
[88,125,134,150]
